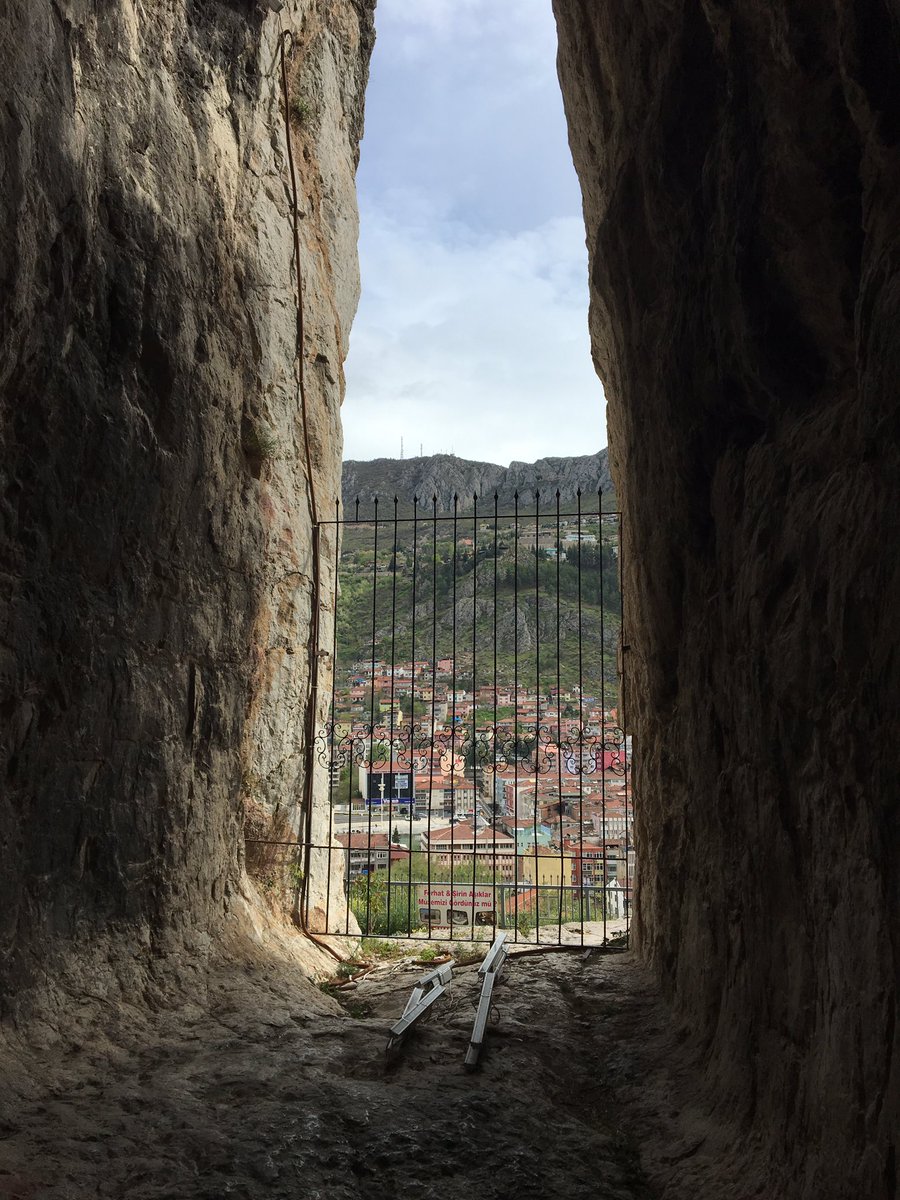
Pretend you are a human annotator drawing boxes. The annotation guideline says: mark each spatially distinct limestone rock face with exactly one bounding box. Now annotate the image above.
[554,3,899,1195]
[342,449,613,513]
[0,0,373,1010]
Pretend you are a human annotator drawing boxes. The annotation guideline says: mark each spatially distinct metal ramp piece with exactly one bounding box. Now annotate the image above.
[464,933,509,1070]
[386,961,453,1051]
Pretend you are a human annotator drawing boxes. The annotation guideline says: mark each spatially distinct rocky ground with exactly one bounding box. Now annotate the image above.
[0,943,767,1200]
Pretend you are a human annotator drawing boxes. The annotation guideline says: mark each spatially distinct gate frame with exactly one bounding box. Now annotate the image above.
[288,492,630,950]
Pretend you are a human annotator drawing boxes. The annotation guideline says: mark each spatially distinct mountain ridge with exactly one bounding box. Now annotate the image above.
[341,449,613,514]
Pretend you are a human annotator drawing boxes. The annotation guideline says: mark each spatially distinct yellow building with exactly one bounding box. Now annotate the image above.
[520,847,570,888]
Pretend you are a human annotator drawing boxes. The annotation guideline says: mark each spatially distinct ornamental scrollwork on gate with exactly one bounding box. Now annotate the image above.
[314,719,626,780]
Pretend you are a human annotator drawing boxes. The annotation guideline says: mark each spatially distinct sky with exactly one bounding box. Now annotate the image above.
[341,0,607,468]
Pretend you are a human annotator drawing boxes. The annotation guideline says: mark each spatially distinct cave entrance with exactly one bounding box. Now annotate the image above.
[296,488,630,947]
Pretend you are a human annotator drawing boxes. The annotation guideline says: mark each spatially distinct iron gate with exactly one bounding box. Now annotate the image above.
[301,489,630,948]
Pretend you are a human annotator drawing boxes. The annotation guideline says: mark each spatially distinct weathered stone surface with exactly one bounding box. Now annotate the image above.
[0,951,736,1200]
[0,0,373,1013]
[554,2,899,1195]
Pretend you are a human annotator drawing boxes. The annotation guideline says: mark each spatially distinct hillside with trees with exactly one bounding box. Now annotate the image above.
[333,512,621,701]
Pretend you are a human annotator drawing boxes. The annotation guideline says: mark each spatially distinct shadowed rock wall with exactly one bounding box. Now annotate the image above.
[0,0,373,1013]
[554,2,899,1195]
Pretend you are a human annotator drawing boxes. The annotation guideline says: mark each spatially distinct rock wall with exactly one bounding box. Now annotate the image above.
[0,0,373,1013]
[553,3,898,1195]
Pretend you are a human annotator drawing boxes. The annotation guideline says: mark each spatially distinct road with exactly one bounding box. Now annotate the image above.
[330,803,497,845]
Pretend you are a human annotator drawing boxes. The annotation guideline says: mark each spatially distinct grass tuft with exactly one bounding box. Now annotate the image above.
[290,94,313,124]
[243,421,279,461]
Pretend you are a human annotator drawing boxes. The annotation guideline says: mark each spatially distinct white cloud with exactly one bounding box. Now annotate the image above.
[343,196,606,465]
[379,0,547,52]
[358,0,577,234]
[368,0,562,138]
[342,0,606,466]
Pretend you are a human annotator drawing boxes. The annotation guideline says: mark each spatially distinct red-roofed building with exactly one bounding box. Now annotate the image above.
[420,824,516,880]
[413,774,476,816]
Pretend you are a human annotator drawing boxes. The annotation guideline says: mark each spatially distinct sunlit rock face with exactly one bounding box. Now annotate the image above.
[0,0,373,1012]
[554,3,899,1195]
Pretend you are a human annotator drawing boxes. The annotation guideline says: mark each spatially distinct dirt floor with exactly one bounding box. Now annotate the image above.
[0,942,766,1200]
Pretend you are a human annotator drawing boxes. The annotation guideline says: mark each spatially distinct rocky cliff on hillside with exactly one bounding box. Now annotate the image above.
[342,449,613,513]
[0,0,373,1011]
[554,2,899,1196]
